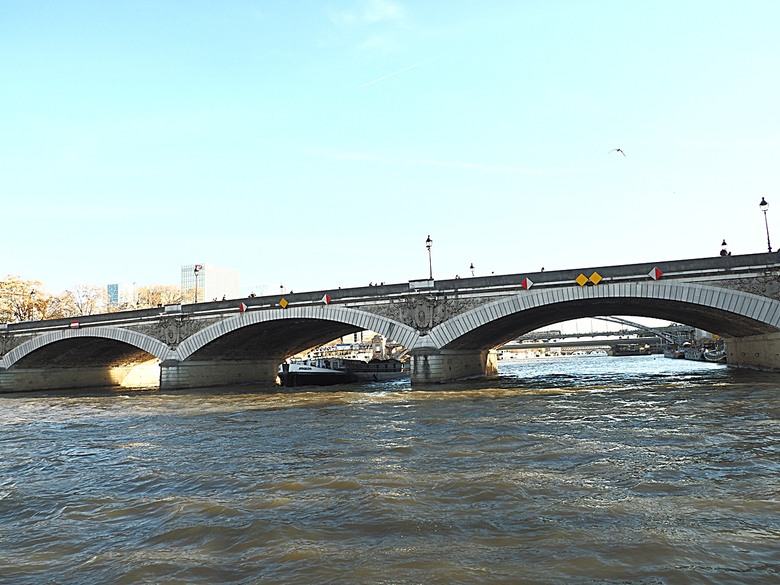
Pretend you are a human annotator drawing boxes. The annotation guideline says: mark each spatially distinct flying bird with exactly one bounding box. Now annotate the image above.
[609,148,626,157]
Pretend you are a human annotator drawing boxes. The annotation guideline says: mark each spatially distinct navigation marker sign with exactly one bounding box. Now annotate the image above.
[239,302,248,313]
[520,277,533,290]
[279,298,289,309]
[321,294,332,305]
[577,272,602,286]
[648,267,663,280]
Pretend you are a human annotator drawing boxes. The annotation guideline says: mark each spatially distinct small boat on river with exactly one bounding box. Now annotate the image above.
[703,348,727,363]
[278,357,410,387]
[663,347,686,359]
[684,346,706,361]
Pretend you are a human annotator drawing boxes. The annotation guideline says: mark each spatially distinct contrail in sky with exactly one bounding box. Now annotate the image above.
[358,60,431,89]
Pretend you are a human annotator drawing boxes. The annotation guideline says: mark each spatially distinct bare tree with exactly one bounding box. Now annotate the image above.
[0,276,44,322]
[59,285,105,317]
[136,285,182,308]
[2,277,185,322]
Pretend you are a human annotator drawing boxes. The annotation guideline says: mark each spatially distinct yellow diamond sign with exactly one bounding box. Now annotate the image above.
[589,271,602,285]
[575,274,588,286]
[279,298,289,309]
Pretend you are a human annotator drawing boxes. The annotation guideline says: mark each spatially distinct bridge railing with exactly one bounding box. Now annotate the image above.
[431,251,780,293]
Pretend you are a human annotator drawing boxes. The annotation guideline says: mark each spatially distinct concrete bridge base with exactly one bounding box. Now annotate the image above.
[411,349,498,385]
[726,333,780,371]
[0,365,142,393]
[159,359,281,390]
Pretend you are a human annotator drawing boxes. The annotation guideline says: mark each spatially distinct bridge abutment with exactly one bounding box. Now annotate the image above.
[411,349,498,385]
[159,359,281,390]
[0,365,145,393]
[726,333,780,371]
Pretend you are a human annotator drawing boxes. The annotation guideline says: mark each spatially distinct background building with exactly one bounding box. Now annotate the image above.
[106,283,138,309]
[181,264,240,303]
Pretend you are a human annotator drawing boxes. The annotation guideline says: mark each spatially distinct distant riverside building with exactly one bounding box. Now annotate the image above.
[106,283,138,309]
[181,263,240,303]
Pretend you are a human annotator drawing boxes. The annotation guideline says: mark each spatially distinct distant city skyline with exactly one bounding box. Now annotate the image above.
[3,1,779,301]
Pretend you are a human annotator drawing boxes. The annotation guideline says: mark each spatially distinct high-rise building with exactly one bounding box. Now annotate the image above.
[106,283,138,309]
[181,264,240,303]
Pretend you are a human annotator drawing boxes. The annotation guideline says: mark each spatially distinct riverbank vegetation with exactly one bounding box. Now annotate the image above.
[0,276,180,323]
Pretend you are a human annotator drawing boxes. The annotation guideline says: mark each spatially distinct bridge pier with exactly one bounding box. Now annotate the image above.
[411,349,498,385]
[0,365,144,393]
[159,359,281,390]
[726,333,780,371]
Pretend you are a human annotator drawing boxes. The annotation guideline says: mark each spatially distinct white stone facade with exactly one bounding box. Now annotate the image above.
[181,264,240,303]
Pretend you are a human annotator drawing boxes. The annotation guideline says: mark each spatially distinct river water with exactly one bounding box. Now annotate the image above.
[1,355,779,584]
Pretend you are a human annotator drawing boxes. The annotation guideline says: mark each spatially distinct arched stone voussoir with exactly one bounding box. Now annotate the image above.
[175,305,420,361]
[429,281,780,349]
[1,326,172,369]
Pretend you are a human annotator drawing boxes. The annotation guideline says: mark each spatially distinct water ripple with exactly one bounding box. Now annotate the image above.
[1,356,779,584]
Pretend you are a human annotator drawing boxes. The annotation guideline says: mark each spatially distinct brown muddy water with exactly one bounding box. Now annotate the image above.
[1,356,778,584]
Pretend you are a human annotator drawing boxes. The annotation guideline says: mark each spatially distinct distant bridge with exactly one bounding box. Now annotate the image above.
[506,337,661,353]
[3,252,780,391]
[512,323,695,343]
[506,321,695,353]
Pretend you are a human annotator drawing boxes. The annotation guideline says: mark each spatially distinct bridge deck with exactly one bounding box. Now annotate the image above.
[3,252,778,333]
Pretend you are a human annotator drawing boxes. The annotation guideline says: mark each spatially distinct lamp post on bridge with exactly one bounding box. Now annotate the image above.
[194,264,202,303]
[29,289,36,321]
[470,262,475,277]
[760,197,772,253]
[425,235,433,280]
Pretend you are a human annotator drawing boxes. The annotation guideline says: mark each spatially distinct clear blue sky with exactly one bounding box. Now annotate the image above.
[2,0,778,296]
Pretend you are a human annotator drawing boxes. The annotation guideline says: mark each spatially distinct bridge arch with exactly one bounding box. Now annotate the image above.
[1,327,171,369]
[174,305,419,361]
[428,282,780,350]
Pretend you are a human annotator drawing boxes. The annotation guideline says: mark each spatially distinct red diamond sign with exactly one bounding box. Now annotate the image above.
[520,277,533,290]
[321,294,332,305]
[648,267,663,280]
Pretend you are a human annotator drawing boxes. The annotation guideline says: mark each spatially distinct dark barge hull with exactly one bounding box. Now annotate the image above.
[278,359,409,388]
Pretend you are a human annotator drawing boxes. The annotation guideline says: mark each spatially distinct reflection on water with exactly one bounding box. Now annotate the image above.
[1,356,779,584]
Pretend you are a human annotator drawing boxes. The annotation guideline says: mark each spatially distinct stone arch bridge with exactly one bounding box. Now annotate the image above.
[3,252,780,392]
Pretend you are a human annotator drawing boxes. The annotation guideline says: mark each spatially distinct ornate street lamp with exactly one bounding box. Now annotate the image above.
[425,235,433,280]
[760,197,772,252]
[194,264,202,302]
[470,262,475,277]
[721,239,728,256]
